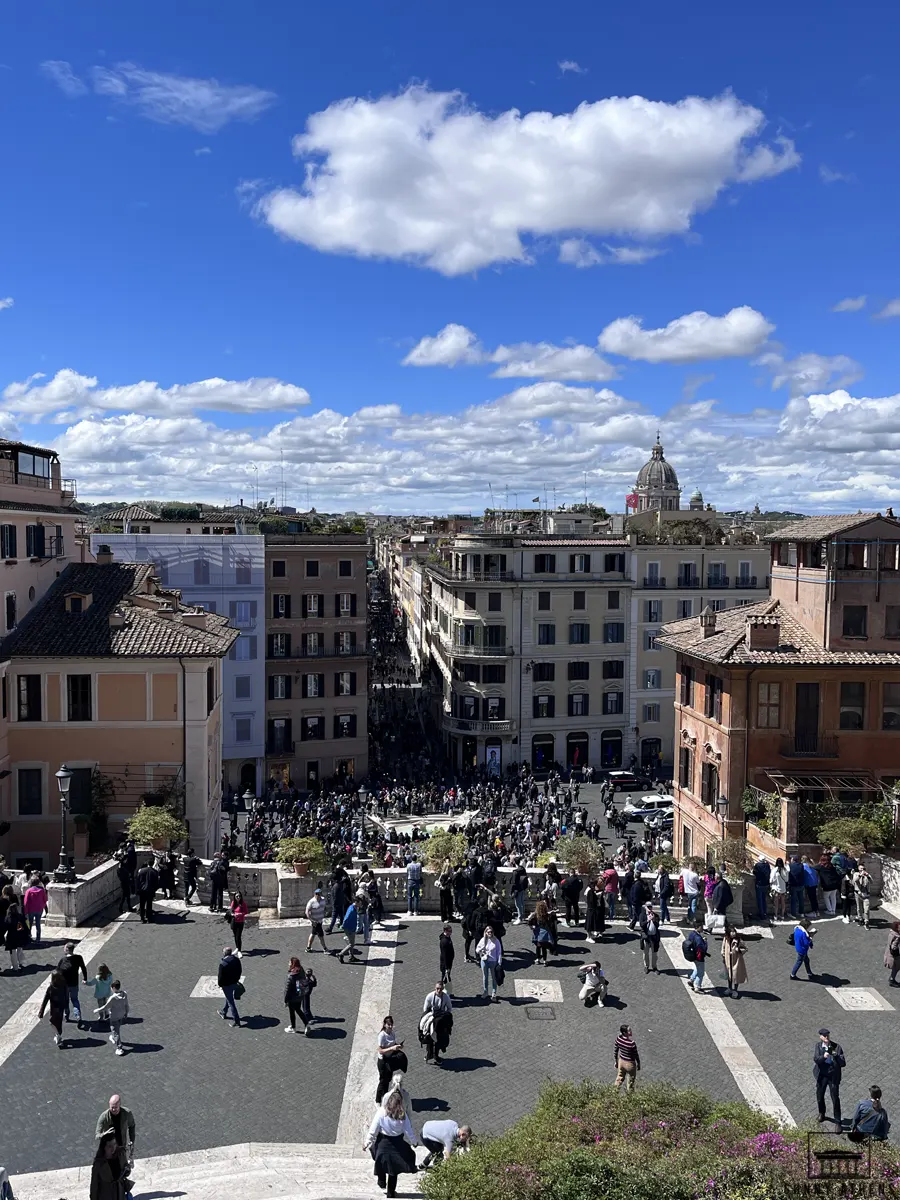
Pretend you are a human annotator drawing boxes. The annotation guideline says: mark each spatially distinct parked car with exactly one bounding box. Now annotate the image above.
[623,794,675,821]
[604,769,651,792]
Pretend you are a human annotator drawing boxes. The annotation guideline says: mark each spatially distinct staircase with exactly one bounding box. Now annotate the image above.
[10,1142,424,1200]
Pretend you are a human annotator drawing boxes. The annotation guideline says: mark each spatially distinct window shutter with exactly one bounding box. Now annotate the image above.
[281,634,288,658]
[284,675,292,699]
[229,601,238,620]
[334,594,341,617]
[318,594,325,616]
[267,634,274,659]
[349,671,357,695]
[351,594,357,617]
[301,675,308,699]
[284,718,292,749]
[349,631,357,648]
[548,696,555,718]
[248,636,257,659]
[268,675,275,700]
[567,694,574,717]
[317,673,325,697]
[334,672,341,696]
[582,694,589,717]
[569,554,576,572]
[532,696,540,719]
[283,595,290,619]
[333,715,341,739]
[349,714,357,737]
[301,594,308,618]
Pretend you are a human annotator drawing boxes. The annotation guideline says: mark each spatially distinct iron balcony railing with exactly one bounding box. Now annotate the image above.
[451,643,515,657]
[677,575,700,588]
[427,564,517,582]
[707,575,730,589]
[780,733,839,758]
[268,644,369,661]
[643,576,666,588]
[443,716,516,734]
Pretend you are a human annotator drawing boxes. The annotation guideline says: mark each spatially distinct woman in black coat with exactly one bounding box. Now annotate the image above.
[584,880,606,942]
[4,902,30,971]
[38,968,68,1047]
[90,1133,128,1200]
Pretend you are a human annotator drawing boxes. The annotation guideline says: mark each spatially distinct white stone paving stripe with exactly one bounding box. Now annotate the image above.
[335,919,400,1151]
[659,933,794,1125]
[0,913,130,1072]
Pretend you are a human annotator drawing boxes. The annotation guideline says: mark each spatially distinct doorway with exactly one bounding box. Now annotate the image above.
[306,760,319,790]
[795,683,820,752]
[462,737,477,770]
[240,762,256,797]
[531,734,555,775]
[641,738,662,771]
[566,732,589,770]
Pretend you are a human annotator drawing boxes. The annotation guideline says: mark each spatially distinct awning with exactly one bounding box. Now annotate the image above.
[764,769,882,794]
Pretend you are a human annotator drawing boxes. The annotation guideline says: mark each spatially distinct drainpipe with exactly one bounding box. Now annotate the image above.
[178,656,187,826]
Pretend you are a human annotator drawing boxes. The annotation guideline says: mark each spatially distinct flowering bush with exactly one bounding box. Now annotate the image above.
[421,1080,900,1200]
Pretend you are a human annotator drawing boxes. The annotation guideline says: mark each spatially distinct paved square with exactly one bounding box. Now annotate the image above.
[189,975,222,998]
[825,986,895,1011]
[514,978,564,1002]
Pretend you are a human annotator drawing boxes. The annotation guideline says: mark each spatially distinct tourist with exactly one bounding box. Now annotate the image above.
[364,1089,418,1199]
[229,889,248,956]
[475,923,503,1001]
[560,873,583,926]
[158,851,177,900]
[439,923,454,991]
[853,865,872,929]
[752,856,771,921]
[653,863,672,924]
[802,855,820,918]
[406,854,423,915]
[814,1028,845,1127]
[375,1016,408,1103]
[208,851,229,914]
[510,858,528,924]
[338,897,365,964]
[437,859,454,923]
[885,921,900,987]
[849,1086,890,1142]
[58,941,89,1023]
[305,888,328,953]
[790,916,816,981]
[528,899,554,966]
[578,960,608,1008]
[135,858,159,923]
[840,870,855,924]
[181,847,201,906]
[283,955,316,1035]
[4,902,29,972]
[639,903,661,974]
[217,945,242,1026]
[583,878,605,942]
[721,921,748,998]
[771,857,788,921]
[788,856,806,918]
[628,872,651,930]
[421,1120,471,1167]
[95,979,129,1056]
[420,980,453,1065]
[680,861,700,922]
[328,861,350,933]
[115,854,132,914]
[602,861,620,921]
[684,920,709,992]
[22,875,48,945]
[817,852,840,917]
[38,969,68,1048]
[614,1024,640,1091]
[95,1094,136,1166]
[90,1132,128,1200]
[86,964,114,1032]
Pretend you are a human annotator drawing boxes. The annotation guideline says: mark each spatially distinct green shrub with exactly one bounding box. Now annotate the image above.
[552,834,604,875]
[650,853,678,871]
[423,830,469,870]
[274,837,329,872]
[125,804,188,847]
[815,817,889,854]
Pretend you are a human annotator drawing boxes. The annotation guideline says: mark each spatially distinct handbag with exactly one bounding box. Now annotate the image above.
[234,980,246,1000]
[495,965,505,987]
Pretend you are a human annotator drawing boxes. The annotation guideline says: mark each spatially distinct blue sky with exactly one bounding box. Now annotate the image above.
[1,1,899,512]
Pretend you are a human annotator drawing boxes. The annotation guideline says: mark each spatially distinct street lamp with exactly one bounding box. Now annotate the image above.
[716,794,729,865]
[54,764,76,883]
[358,784,369,849]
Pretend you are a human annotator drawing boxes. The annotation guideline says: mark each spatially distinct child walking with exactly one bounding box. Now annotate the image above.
[95,979,129,1056]
[86,964,114,1032]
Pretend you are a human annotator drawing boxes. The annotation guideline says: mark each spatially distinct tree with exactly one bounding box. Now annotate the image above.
[126,804,188,847]
[815,817,889,855]
[423,831,469,870]
[274,837,330,872]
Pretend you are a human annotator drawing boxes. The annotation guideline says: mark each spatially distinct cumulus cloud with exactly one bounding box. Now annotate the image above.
[875,299,900,319]
[257,85,800,275]
[90,62,276,133]
[599,306,774,363]
[755,351,863,397]
[2,369,310,420]
[0,298,13,312]
[558,239,663,268]
[41,60,88,97]
[402,324,617,381]
[831,295,866,312]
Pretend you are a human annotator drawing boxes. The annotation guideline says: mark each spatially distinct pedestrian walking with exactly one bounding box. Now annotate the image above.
[884,921,900,986]
[680,862,700,922]
[614,1024,640,1091]
[135,859,159,923]
[58,941,88,1022]
[228,889,248,956]
[849,1086,890,1142]
[364,1090,418,1199]
[790,916,816,980]
[338,898,364,963]
[283,956,316,1035]
[752,857,771,921]
[95,980,129,1056]
[86,964,114,1031]
[683,920,709,991]
[218,944,242,1026]
[721,921,748,997]
[4,902,30,972]
[91,1133,128,1200]
[115,855,132,914]
[305,888,328,952]
[158,851,177,900]
[181,847,201,906]
[22,876,48,945]
[420,980,453,1065]
[406,855,423,915]
[475,924,502,1000]
[421,1120,471,1167]
[639,904,661,973]
[561,873,583,925]
[510,859,528,924]
[123,839,137,895]
[577,960,608,1007]
[38,969,68,1047]
[95,1095,135,1188]
[802,856,821,918]
[771,857,788,921]
[327,862,350,933]
[208,851,229,913]
[628,873,651,931]
[814,1028,845,1127]
[852,865,872,929]
[439,923,454,991]
[375,1016,408,1103]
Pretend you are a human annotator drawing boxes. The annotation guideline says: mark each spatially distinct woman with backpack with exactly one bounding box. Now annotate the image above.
[283,956,317,1035]
[683,920,709,991]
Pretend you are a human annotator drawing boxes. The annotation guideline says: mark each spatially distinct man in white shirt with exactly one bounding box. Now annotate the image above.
[305,889,327,953]
[421,1119,471,1166]
[681,865,700,921]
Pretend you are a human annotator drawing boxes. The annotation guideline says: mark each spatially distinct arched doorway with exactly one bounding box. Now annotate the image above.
[531,734,555,775]
[566,732,588,771]
[239,762,256,797]
[641,738,662,772]
[600,729,623,767]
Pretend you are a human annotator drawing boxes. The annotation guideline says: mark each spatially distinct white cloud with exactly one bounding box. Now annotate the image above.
[875,299,900,319]
[819,164,852,184]
[41,60,88,98]
[599,306,773,363]
[257,85,800,275]
[2,369,310,420]
[831,295,866,312]
[194,146,212,156]
[402,324,617,381]
[755,351,863,397]
[558,238,663,268]
[0,298,13,312]
[558,60,587,74]
[90,62,276,133]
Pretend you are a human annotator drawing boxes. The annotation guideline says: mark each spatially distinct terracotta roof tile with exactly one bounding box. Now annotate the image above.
[764,513,894,542]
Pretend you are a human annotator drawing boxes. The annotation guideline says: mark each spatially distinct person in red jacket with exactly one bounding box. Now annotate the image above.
[229,890,249,957]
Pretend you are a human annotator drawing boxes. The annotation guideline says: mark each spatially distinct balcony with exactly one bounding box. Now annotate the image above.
[780,733,839,758]
[643,576,666,588]
[677,576,700,589]
[707,575,730,589]
[443,716,517,734]
[269,643,369,661]
[451,642,514,657]
[428,563,516,583]
[734,576,758,589]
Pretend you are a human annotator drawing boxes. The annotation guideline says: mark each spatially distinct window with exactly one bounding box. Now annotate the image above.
[533,694,555,719]
[678,562,698,586]
[645,562,660,585]
[537,591,551,611]
[568,661,590,681]
[644,600,661,623]
[270,675,290,700]
[304,594,320,617]
[602,691,624,715]
[0,524,16,559]
[483,664,506,684]
[886,607,900,638]
[484,624,507,648]
[883,683,900,729]
[458,623,476,646]
[645,669,661,689]
[460,695,477,719]
[677,599,693,619]
[17,768,42,816]
[533,662,555,682]
[232,601,252,627]
[534,554,556,573]
[486,696,505,720]
[607,590,620,610]
[25,525,46,558]
[336,630,356,654]
[680,665,694,708]
[488,592,501,612]
[339,560,352,577]
[69,768,93,816]
[17,675,41,721]
[301,716,323,741]
[756,682,780,727]
[193,557,210,585]
[570,553,590,573]
[272,560,286,578]
[705,675,724,722]
[461,663,481,683]
[603,622,625,643]
[604,553,625,573]
[569,622,590,644]
[737,561,752,585]
[602,659,625,679]
[271,632,289,658]
[5,592,14,631]
[303,673,322,698]
[708,599,725,613]
[234,717,252,743]
[336,671,357,696]
[335,713,357,739]
[568,693,589,716]
[643,703,661,722]
[537,623,556,645]
[708,561,726,585]
[231,635,256,661]
[272,594,291,619]
[234,675,251,700]
[306,560,319,578]
[701,762,719,808]
[464,591,476,611]
[67,674,92,721]
[679,746,694,790]
[268,718,293,753]
[235,561,251,586]
[337,592,355,616]
[573,590,586,610]
[843,605,868,638]
[17,451,50,479]
[644,629,659,651]
[839,682,866,730]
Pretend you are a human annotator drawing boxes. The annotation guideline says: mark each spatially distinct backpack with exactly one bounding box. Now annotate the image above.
[682,938,697,962]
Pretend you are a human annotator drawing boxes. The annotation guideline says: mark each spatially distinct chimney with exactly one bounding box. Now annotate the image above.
[108,606,126,629]
[181,610,209,630]
[699,604,717,638]
[95,543,114,566]
[746,616,780,650]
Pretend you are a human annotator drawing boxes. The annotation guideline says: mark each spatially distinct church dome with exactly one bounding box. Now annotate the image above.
[636,438,679,489]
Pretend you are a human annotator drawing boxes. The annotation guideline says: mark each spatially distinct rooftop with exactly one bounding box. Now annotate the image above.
[106,505,159,522]
[765,512,898,542]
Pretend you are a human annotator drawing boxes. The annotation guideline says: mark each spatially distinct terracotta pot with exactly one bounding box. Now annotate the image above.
[293,861,308,876]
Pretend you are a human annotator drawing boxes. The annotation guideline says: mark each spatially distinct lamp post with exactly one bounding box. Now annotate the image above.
[358,784,369,850]
[54,764,76,883]
[716,794,729,867]
[242,788,255,853]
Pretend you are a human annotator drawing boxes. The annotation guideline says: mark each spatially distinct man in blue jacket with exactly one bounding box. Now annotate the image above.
[790,916,815,980]
[338,898,365,964]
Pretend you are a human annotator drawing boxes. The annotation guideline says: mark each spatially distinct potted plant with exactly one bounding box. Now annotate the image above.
[126,804,189,850]
[275,837,329,876]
